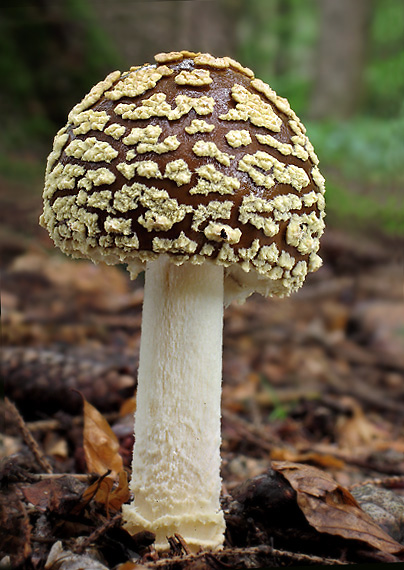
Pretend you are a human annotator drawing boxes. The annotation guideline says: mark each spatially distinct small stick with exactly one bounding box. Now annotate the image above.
[25,411,121,432]
[222,409,278,451]
[28,472,96,483]
[72,512,122,554]
[174,533,191,556]
[5,397,53,474]
[140,545,348,567]
[350,474,404,490]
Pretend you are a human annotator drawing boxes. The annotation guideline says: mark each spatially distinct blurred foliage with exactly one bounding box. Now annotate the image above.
[0,0,122,151]
[307,115,404,234]
[320,178,403,235]
[0,0,402,234]
[237,0,318,117]
[365,0,404,117]
[235,0,403,235]
[237,0,404,120]
[308,116,404,185]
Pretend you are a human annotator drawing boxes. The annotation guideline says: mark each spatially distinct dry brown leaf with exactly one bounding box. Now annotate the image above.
[270,447,345,470]
[83,398,123,478]
[116,562,149,570]
[80,470,130,515]
[43,432,69,459]
[81,474,114,508]
[119,396,137,417]
[108,470,130,511]
[335,397,389,449]
[272,461,404,556]
[21,476,85,514]
[115,563,138,570]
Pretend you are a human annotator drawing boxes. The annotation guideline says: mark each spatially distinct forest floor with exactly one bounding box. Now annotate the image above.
[1,175,404,568]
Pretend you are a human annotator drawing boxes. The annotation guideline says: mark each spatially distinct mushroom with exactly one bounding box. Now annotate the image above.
[40,50,325,551]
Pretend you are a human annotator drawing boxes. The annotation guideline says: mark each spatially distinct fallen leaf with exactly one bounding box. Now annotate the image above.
[115,563,137,570]
[119,396,136,417]
[21,476,86,514]
[116,562,149,570]
[272,461,404,556]
[83,398,123,478]
[43,432,69,459]
[335,397,389,449]
[80,470,130,515]
[81,474,114,509]
[109,470,130,511]
[81,399,130,514]
[270,447,345,470]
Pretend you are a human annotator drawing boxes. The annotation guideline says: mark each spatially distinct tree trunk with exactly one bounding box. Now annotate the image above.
[88,0,243,67]
[309,0,373,119]
[274,0,292,77]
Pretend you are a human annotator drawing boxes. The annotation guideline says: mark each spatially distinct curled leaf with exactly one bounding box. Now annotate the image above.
[83,398,123,478]
[80,470,130,516]
[272,461,404,556]
[109,470,131,511]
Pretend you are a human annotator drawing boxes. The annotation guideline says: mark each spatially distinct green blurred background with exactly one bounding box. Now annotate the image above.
[0,0,403,250]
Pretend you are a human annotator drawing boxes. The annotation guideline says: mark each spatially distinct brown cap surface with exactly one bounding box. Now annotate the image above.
[40,51,325,301]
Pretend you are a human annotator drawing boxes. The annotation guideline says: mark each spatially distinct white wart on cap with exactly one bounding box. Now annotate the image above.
[40,50,325,302]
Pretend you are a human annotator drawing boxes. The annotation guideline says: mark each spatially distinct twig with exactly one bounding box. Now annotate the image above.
[5,397,53,474]
[222,409,279,453]
[299,439,404,476]
[327,382,404,415]
[313,445,404,476]
[174,533,191,555]
[349,474,404,490]
[28,472,97,483]
[142,545,348,567]
[72,512,122,554]
[25,411,121,432]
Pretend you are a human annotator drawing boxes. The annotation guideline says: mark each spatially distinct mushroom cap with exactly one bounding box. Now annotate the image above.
[40,51,325,303]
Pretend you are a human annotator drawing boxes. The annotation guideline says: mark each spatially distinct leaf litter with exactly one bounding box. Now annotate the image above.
[1,224,404,568]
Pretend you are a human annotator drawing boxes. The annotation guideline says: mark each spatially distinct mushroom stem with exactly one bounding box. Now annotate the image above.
[122,255,225,551]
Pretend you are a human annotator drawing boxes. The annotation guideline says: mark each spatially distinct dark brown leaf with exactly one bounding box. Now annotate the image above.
[272,461,404,556]
[21,476,86,514]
